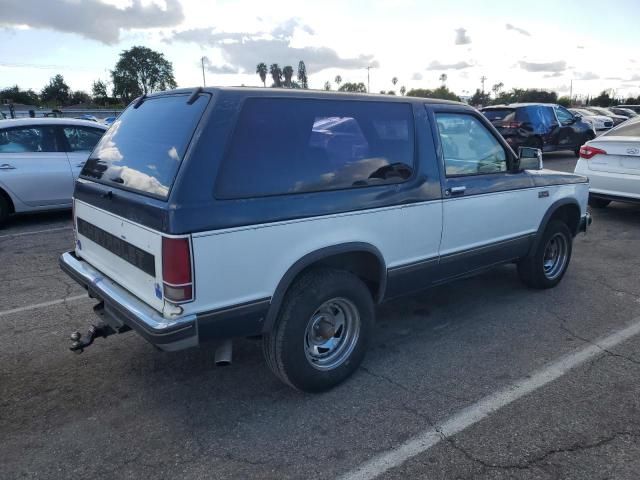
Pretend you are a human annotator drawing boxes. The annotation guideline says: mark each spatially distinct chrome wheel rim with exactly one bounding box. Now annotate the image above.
[304,297,360,371]
[543,233,568,280]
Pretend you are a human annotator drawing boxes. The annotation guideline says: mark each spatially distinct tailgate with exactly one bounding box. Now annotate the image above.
[74,199,165,312]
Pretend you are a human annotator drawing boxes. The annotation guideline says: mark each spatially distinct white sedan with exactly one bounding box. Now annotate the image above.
[569,108,614,133]
[575,116,640,207]
[0,118,107,225]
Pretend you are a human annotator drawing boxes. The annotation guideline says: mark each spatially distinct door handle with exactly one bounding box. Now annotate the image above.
[0,164,16,170]
[445,186,466,196]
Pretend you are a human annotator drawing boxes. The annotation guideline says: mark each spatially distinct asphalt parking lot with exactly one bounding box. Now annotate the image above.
[1,153,639,480]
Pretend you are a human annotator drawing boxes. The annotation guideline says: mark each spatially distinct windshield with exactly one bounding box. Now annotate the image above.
[81,93,209,199]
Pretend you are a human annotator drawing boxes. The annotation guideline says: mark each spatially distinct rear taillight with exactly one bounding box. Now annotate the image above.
[579,145,607,159]
[162,237,193,303]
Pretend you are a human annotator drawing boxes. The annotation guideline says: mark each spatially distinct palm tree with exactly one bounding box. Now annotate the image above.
[324,81,331,91]
[334,75,342,87]
[392,77,398,87]
[439,73,447,85]
[400,85,406,96]
[269,63,282,87]
[256,63,268,87]
[282,66,294,88]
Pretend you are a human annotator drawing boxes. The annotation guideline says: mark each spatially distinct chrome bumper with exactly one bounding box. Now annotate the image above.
[59,251,197,351]
[579,212,592,233]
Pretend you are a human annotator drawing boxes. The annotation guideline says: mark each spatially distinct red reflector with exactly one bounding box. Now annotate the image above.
[162,237,193,302]
[579,145,607,159]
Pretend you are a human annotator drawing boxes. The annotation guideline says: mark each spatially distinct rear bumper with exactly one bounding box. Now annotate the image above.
[59,251,198,351]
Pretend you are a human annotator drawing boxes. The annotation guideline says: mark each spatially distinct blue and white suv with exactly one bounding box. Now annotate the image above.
[60,88,591,392]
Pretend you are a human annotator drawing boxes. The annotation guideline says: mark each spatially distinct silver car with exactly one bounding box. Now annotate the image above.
[0,118,107,225]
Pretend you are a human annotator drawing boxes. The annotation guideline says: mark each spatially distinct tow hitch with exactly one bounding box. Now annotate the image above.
[69,302,130,353]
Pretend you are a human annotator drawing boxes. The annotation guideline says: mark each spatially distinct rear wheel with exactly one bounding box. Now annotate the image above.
[588,196,610,209]
[518,220,573,289]
[0,195,9,227]
[262,268,374,392]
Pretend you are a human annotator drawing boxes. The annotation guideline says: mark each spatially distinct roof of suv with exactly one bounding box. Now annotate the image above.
[144,86,466,106]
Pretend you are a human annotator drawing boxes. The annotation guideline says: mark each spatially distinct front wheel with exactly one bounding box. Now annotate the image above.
[262,268,374,392]
[518,220,573,289]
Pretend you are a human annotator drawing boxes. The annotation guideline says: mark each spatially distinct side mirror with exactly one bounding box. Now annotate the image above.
[517,146,543,170]
[573,114,582,120]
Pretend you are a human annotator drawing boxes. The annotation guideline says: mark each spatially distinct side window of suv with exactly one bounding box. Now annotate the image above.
[435,113,507,176]
[217,98,415,198]
[554,106,574,125]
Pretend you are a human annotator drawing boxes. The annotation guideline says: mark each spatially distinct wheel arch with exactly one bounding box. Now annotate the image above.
[529,198,581,255]
[263,242,387,333]
[0,185,15,214]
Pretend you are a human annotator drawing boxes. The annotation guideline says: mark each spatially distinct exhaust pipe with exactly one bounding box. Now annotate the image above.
[215,339,233,366]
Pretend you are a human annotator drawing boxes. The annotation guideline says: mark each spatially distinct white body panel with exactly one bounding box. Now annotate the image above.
[442,183,587,255]
[188,201,443,315]
[74,200,165,312]
[575,136,640,200]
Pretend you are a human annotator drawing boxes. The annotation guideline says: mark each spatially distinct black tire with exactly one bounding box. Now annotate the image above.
[0,195,9,227]
[588,196,610,208]
[262,268,374,392]
[518,220,573,289]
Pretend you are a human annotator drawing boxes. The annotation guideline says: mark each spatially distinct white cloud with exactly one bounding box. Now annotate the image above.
[519,60,567,72]
[454,28,471,45]
[427,60,472,70]
[506,23,530,36]
[0,0,184,44]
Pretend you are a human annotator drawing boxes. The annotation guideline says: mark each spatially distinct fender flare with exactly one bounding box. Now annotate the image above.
[529,198,581,255]
[262,242,387,333]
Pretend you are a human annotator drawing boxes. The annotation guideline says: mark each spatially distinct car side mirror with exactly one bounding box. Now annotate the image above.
[517,146,543,171]
[573,114,582,120]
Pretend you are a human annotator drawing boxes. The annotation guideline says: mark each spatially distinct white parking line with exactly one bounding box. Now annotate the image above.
[339,317,640,480]
[0,295,87,317]
[0,226,71,239]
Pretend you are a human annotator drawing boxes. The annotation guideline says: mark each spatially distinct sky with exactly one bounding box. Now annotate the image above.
[1,0,639,100]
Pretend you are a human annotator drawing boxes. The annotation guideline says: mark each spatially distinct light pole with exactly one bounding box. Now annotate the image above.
[201,57,206,87]
[366,65,377,93]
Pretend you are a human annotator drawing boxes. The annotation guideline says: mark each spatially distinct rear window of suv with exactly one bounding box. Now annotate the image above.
[81,93,209,199]
[482,109,514,122]
[216,98,415,198]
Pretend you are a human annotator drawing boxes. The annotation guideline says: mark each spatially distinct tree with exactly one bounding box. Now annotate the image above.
[557,96,572,107]
[338,82,367,93]
[491,82,504,98]
[92,80,108,100]
[41,74,70,105]
[387,90,396,95]
[111,46,177,103]
[392,77,398,87]
[282,65,294,87]
[256,63,268,87]
[0,85,40,105]
[324,81,332,91]
[469,88,490,106]
[334,75,342,87]
[407,86,460,102]
[439,73,448,85]
[69,91,91,105]
[491,88,557,106]
[591,90,613,107]
[269,64,282,87]
[297,61,308,89]
[400,86,406,96]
